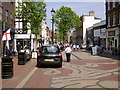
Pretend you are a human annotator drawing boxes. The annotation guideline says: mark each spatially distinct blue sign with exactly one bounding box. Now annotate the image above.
[93,36,100,39]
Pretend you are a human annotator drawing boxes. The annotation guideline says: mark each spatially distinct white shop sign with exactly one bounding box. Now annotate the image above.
[94,29,100,37]
[14,34,36,39]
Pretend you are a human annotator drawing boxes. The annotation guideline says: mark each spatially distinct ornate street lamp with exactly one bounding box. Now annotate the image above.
[51,8,55,44]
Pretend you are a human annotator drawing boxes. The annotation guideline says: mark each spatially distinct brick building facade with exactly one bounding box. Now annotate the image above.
[0,2,2,56]
[0,2,15,56]
[106,0,120,53]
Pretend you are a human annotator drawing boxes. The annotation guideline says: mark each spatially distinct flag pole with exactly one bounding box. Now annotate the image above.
[4,40,7,56]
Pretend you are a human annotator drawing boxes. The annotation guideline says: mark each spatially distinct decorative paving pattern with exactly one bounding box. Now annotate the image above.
[43,69,61,75]
[50,61,119,88]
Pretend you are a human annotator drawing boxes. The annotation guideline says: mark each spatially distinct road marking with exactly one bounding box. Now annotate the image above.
[16,67,37,88]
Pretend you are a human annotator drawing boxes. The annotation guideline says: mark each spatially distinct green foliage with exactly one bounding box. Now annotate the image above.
[54,6,81,41]
[14,1,46,36]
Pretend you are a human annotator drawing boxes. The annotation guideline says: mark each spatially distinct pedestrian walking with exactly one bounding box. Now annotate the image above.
[72,44,76,51]
[76,44,80,50]
[65,45,72,62]
[42,39,44,45]
[23,44,27,50]
[17,42,22,52]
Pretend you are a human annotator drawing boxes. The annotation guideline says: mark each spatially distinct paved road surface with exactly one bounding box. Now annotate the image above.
[2,50,120,89]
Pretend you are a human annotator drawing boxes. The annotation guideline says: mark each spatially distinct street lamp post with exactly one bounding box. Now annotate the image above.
[51,8,55,44]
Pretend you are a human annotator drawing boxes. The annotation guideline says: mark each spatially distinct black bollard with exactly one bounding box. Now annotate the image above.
[1,56,13,79]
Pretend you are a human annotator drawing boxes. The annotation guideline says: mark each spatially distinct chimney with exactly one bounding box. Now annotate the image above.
[89,11,94,16]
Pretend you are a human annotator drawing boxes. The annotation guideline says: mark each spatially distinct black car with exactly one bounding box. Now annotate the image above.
[37,45,62,68]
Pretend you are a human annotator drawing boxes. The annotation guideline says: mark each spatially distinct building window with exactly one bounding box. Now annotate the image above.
[119,12,120,24]
[10,13,13,24]
[0,7,2,21]
[112,0,115,8]
[11,2,14,5]
[108,0,110,10]
[112,12,116,26]
[6,10,8,22]
[108,14,110,27]
[119,0,120,4]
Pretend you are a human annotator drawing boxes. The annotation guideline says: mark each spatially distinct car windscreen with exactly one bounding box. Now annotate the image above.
[41,46,59,53]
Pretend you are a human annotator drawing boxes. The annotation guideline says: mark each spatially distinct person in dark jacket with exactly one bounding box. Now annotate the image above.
[17,42,22,52]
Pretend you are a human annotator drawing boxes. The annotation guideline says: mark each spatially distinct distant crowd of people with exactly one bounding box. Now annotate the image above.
[59,43,80,51]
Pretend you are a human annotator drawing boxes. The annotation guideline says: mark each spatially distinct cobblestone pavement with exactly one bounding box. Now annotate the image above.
[2,49,120,89]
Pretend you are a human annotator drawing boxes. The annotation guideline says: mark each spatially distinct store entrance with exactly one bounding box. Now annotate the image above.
[16,39,30,50]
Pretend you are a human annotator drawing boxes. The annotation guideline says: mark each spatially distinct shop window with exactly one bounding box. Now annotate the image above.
[112,0,116,8]
[0,7,2,21]
[108,0,110,10]
[108,14,110,27]
[15,22,19,29]
[10,13,13,24]
[112,12,116,26]
[119,12,120,24]
[6,10,9,22]
[10,0,14,4]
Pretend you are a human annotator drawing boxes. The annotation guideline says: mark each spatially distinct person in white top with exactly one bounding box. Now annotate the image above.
[76,44,80,50]
[65,45,72,62]
[72,44,76,51]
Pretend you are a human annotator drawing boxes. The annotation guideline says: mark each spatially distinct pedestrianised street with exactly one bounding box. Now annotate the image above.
[2,50,120,89]
[1,1,120,90]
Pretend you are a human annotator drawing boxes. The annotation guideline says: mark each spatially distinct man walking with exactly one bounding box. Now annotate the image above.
[17,42,22,52]
[65,45,72,62]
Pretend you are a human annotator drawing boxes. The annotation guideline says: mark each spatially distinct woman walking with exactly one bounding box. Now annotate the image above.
[65,45,72,62]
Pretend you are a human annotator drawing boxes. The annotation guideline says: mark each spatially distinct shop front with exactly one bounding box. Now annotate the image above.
[106,27,119,54]
[100,28,106,47]
[14,34,36,52]
[93,36,100,46]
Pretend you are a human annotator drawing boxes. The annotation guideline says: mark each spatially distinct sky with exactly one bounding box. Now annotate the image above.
[45,1,106,29]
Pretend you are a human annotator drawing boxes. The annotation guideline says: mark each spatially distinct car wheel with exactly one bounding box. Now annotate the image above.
[59,65,62,68]
[58,63,62,68]
[37,63,40,67]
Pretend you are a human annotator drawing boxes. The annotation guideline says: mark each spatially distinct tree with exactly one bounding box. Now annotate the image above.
[54,6,81,43]
[14,1,46,36]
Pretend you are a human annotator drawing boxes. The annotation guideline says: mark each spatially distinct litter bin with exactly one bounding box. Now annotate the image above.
[1,56,13,79]
[18,50,26,65]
